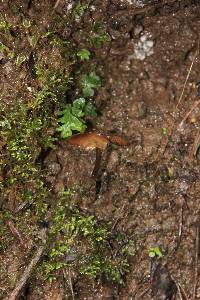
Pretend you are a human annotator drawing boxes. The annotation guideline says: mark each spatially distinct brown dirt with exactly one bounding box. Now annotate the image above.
[2,0,200,299]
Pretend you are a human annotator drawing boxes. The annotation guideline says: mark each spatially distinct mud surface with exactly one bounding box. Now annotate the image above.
[2,0,200,299]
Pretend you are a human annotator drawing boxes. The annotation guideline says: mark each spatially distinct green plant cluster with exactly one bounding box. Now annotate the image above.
[0,4,133,291]
[44,191,131,285]
[57,70,100,138]
[149,247,163,258]
[90,23,111,48]
[57,97,97,138]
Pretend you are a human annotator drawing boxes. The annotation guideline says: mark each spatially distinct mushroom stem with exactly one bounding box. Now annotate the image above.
[92,148,102,178]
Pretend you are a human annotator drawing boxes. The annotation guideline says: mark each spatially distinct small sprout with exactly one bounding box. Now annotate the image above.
[122,240,136,256]
[0,42,9,53]
[28,35,38,48]
[90,32,111,48]
[82,71,101,97]
[22,18,32,29]
[0,14,12,32]
[15,54,27,67]
[77,49,91,61]
[149,247,163,258]
[90,24,111,48]
[73,3,89,21]
[168,167,174,178]
[162,127,168,135]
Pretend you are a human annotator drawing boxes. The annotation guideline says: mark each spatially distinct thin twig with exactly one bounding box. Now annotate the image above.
[6,220,25,248]
[63,269,75,300]
[127,272,149,299]
[8,245,45,300]
[179,284,189,300]
[173,204,184,253]
[191,129,200,160]
[178,99,200,129]
[177,283,183,300]
[111,203,126,232]
[54,0,61,9]
[176,51,197,109]
[171,275,185,300]
[135,286,150,299]
[192,224,200,300]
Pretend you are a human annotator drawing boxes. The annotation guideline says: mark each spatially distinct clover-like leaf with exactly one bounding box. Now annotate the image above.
[57,99,96,138]
[57,107,86,138]
[82,71,101,97]
[77,49,91,61]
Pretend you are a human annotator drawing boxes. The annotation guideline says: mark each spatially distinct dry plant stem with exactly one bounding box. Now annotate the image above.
[191,129,200,159]
[6,220,25,248]
[8,245,45,300]
[54,0,61,9]
[127,272,149,299]
[63,269,75,300]
[176,52,197,109]
[176,284,183,300]
[111,203,126,232]
[171,276,188,300]
[135,286,150,299]
[179,285,189,300]
[161,44,198,159]
[192,224,200,300]
[178,99,200,128]
[172,204,184,253]
[68,269,75,300]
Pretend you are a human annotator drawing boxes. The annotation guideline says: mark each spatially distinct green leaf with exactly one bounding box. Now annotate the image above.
[83,86,94,97]
[84,101,97,117]
[57,98,97,138]
[57,108,86,138]
[90,32,111,48]
[77,49,91,61]
[82,72,101,97]
[149,247,163,258]
[71,98,86,117]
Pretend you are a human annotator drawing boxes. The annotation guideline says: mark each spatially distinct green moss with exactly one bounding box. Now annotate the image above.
[0,4,133,289]
[0,13,12,32]
[43,191,131,285]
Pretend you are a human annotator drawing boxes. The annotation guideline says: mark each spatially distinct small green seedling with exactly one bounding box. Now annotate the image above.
[90,32,111,48]
[168,167,174,178]
[149,247,163,258]
[90,23,111,48]
[162,127,168,135]
[77,49,91,61]
[73,3,89,21]
[0,14,12,32]
[82,71,101,97]
[57,98,97,138]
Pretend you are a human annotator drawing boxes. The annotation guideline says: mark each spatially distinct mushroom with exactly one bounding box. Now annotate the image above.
[68,131,128,177]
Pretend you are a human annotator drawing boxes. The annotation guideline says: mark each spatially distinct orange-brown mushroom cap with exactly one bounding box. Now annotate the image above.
[68,131,128,150]
[68,132,109,150]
